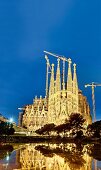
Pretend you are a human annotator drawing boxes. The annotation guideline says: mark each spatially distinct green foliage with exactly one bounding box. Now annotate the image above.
[0,121,15,135]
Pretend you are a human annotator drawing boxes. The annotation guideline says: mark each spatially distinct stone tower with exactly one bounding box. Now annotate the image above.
[72,63,78,113]
[48,63,55,123]
[67,58,73,115]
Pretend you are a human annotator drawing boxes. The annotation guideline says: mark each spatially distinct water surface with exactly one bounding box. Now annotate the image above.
[0,143,101,170]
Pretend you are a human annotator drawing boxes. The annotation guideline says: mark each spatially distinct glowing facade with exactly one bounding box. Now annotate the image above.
[21,57,92,132]
[22,97,48,132]
[48,59,79,124]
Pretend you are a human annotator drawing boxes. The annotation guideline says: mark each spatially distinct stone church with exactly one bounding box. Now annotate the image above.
[19,57,92,132]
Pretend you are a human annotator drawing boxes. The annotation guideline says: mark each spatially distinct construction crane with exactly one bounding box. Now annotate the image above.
[45,55,51,97]
[18,108,25,111]
[44,50,68,91]
[85,82,101,122]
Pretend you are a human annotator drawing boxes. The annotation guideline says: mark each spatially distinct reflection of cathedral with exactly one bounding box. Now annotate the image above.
[1,143,100,170]
[15,143,92,170]
[20,57,92,132]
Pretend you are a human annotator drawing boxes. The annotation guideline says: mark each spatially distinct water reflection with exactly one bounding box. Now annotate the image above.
[0,143,101,170]
[0,145,13,160]
[34,143,88,170]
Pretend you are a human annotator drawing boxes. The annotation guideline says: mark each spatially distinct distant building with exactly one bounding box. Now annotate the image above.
[21,57,92,133]
[0,113,9,123]
[18,112,24,127]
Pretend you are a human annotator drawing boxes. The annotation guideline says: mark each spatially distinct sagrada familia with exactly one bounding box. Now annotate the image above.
[19,56,92,133]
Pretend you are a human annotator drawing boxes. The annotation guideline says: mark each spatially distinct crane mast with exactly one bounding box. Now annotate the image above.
[85,82,101,122]
[44,50,68,91]
[92,85,96,122]
[45,55,51,98]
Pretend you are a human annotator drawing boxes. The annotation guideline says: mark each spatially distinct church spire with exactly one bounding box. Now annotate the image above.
[67,58,72,92]
[73,63,78,95]
[55,58,61,92]
[72,63,78,113]
[49,64,55,96]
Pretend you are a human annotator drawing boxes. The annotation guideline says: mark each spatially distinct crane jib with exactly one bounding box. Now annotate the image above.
[44,50,68,62]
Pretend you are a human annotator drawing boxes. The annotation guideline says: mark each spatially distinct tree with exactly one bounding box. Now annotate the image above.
[35,113,86,138]
[35,123,55,135]
[69,113,85,138]
[87,120,101,138]
[54,122,70,136]
[0,145,13,160]
[0,121,15,135]
[87,144,101,161]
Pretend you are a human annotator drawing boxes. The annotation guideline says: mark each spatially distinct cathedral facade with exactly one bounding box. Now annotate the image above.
[20,57,92,132]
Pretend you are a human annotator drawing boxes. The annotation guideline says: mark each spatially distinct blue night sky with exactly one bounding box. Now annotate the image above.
[0,0,100,123]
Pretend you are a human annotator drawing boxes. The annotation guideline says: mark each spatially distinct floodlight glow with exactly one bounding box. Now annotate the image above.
[6,156,9,161]
[6,153,10,161]
[9,118,13,123]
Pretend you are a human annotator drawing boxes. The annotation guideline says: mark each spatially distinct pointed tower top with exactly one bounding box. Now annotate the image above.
[73,63,78,95]
[52,63,54,68]
[73,63,76,71]
[55,58,61,92]
[67,58,72,92]
[40,95,42,100]
[35,95,37,99]
[68,58,72,64]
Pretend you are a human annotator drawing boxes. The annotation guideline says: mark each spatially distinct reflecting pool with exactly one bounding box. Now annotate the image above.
[0,143,101,170]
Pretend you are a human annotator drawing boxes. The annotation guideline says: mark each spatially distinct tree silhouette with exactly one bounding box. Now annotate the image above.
[69,113,85,138]
[0,145,13,160]
[35,123,55,135]
[87,120,101,138]
[0,121,15,135]
[35,113,86,138]
[53,122,70,136]
[35,143,85,170]
[87,143,101,161]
